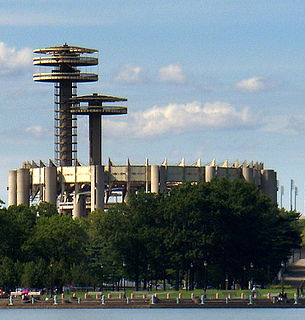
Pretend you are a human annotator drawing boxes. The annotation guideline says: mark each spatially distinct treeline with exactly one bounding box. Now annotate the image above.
[0,178,301,291]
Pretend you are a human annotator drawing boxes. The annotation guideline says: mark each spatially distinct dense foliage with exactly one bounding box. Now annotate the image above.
[0,179,301,291]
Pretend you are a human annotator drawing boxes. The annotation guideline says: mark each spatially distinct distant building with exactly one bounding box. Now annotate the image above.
[8,158,277,218]
[8,44,278,217]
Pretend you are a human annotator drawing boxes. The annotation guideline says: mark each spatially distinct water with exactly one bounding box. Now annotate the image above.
[1,308,305,320]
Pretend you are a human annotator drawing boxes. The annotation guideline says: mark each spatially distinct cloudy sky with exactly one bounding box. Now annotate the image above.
[0,0,303,212]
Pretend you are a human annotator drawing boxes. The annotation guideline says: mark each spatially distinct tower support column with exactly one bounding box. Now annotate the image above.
[90,165,104,212]
[45,166,57,204]
[73,182,86,219]
[242,167,254,183]
[17,168,30,205]
[205,166,216,182]
[89,114,102,165]
[8,170,17,206]
[261,170,277,203]
[151,165,159,193]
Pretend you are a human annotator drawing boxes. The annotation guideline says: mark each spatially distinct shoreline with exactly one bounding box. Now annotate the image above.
[1,299,305,309]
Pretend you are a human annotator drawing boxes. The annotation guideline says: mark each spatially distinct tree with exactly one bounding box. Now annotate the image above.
[87,191,161,290]
[0,257,20,291]
[22,214,87,287]
[33,202,58,217]
[0,179,300,290]
[21,259,48,289]
[161,179,301,288]
[0,205,37,262]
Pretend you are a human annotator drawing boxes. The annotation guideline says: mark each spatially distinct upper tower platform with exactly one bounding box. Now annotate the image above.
[33,44,98,82]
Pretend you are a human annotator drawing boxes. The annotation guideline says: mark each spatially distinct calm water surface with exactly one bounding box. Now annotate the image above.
[1,308,305,320]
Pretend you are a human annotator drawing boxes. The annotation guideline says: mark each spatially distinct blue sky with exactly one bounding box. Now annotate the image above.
[0,0,304,212]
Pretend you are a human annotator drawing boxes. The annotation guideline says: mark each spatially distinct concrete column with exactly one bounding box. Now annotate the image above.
[39,184,44,203]
[45,166,57,204]
[8,170,17,206]
[205,166,216,182]
[124,161,131,202]
[160,166,167,192]
[73,183,80,218]
[17,168,30,205]
[261,170,277,203]
[73,194,86,219]
[90,165,104,212]
[151,165,159,193]
[242,167,254,183]
[145,159,149,193]
[124,183,131,202]
[90,166,95,211]
[57,167,65,214]
[89,114,102,165]
[96,165,104,210]
[253,169,262,186]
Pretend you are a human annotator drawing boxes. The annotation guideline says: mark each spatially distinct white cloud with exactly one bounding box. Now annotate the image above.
[262,114,305,135]
[159,64,186,84]
[25,125,46,137]
[0,42,32,75]
[114,64,143,84]
[234,77,278,92]
[104,101,256,139]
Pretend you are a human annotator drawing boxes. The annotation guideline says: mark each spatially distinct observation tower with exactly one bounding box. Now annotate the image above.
[69,93,127,165]
[69,93,127,214]
[33,44,98,166]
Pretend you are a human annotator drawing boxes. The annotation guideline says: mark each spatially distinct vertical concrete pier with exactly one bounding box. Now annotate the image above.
[89,112,102,165]
[45,166,57,204]
[16,168,30,205]
[205,166,216,182]
[90,165,105,212]
[151,165,159,193]
[242,167,254,183]
[8,170,17,206]
[261,169,277,203]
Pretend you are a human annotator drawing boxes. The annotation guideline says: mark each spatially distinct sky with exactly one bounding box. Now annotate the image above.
[0,0,304,212]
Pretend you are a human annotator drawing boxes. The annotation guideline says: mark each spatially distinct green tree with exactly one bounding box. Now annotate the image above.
[87,192,161,291]
[21,259,48,289]
[22,214,87,287]
[210,179,300,286]
[0,257,20,291]
[33,202,58,217]
[161,179,301,288]
[0,205,37,262]
[162,182,214,289]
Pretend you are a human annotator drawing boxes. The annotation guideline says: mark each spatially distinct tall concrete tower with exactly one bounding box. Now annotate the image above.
[33,44,98,166]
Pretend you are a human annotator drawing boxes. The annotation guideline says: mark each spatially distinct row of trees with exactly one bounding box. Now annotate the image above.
[0,178,302,291]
